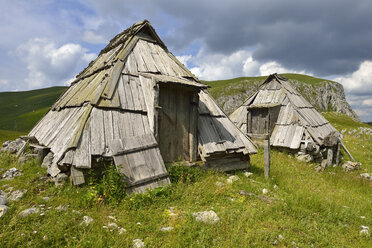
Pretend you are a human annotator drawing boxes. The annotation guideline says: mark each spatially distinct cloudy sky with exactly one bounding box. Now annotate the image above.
[0,0,371,121]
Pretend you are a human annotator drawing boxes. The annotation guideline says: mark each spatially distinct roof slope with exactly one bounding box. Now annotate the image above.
[230,74,338,149]
[27,20,256,189]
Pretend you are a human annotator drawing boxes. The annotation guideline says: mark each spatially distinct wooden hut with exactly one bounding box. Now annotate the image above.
[230,73,343,164]
[26,20,257,193]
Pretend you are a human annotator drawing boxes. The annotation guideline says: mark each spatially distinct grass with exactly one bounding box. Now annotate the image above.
[0,86,66,132]
[0,130,26,144]
[0,112,371,247]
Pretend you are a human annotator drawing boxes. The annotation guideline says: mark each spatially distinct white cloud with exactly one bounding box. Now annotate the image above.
[188,49,260,80]
[259,61,307,76]
[81,30,107,44]
[176,55,192,68]
[335,60,372,94]
[16,38,96,88]
[362,99,372,106]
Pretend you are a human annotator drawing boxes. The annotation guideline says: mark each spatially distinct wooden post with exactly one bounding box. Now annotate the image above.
[189,93,199,162]
[247,111,252,134]
[264,136,271,180]
[335,141,341,165]
[340,141,355,162]
[327,148,333,167]
[153,81,160,142]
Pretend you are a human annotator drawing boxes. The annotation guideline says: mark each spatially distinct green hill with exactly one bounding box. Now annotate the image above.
[0,86,67,141]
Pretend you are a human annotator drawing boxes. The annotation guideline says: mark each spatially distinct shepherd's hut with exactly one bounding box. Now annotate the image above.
[26,20,257,193]
[230,73,346,164]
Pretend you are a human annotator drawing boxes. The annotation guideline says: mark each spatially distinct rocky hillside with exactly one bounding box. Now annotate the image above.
[205,73,359,120]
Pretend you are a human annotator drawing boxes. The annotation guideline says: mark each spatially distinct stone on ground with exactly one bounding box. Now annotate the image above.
[0,205,9,218]
[193,210,220,224]
[80,216,94,226]
[0,195,8,205]
[20,207,40,217]
[2,168,22,180]
[244,172,253,177]
[8,189,27,201]
[226,175,239,184]
[159,226,174,232]
[133,239,145,248]
[342,161,361,172]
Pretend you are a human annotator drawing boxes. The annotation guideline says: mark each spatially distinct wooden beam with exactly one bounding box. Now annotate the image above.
[264,137,271,180]
[189,93,199,162]
[340,140,355,162]
[335,141,341,165]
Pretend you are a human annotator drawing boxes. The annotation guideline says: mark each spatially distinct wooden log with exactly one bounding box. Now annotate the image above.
[264,137,271,180]
[189,93,199,162]
[335,141,341,165]
[247,110,252,134]
[327,148,333,167]
[340,141,355,162]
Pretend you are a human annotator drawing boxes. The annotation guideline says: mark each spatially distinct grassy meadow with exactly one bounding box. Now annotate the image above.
[1,112,371,247]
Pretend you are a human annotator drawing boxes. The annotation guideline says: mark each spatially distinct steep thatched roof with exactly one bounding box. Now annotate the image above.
[28,20,256,192]
[230,73,339,149]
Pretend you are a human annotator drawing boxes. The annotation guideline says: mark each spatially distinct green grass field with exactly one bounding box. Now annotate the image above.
[0,75,371,247]
[0,86,67,132]
[0,113,371,247]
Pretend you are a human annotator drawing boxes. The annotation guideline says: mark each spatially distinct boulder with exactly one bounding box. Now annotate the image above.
[53,173,68,186]
[41,152,54,168]
[47,163,61,177]
[2,138,26,154]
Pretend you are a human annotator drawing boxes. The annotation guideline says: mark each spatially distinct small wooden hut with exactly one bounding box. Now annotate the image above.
[26,20,257,193]
[230,73,343,164]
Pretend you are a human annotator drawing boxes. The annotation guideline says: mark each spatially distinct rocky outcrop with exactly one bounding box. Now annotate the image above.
[212,78,359,120]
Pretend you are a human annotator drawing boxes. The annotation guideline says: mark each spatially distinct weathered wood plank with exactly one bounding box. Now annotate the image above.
[71,166,85,185]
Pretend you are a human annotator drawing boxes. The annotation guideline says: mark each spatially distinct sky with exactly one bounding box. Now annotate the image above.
[0,0,371,121]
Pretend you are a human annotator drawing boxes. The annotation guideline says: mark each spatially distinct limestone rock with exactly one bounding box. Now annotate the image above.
[342,161,361,172]
[54,173,68,186]
[107,223,118,230]
[226,175,239,184]
[41,152,54,168]
[8,189,27,201]
[360,173,372,180]
[193,210,220,224]
[159,226,174,232]
[0,205,9,218]
[2,168,22,180]
[295,154,313,163]
[133,239,145,248]
[47,163,61,177]
[244,172,253,178]
[262,188,269,195]
[1,138,26,154]
[360,226,369,236]
[0,195,8,205]
[80,216,94,226]
[20,207,40,217]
